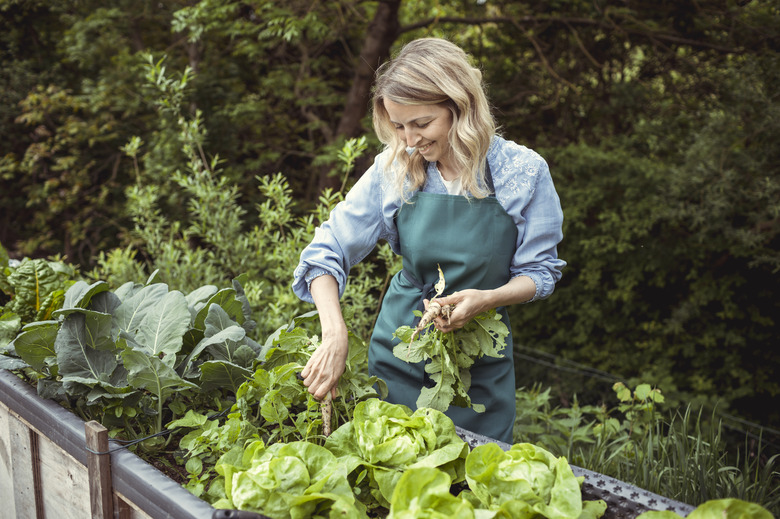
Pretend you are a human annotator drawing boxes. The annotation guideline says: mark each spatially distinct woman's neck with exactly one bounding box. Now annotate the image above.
[436,159,459,181]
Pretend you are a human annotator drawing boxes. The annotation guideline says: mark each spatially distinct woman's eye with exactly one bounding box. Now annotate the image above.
[417,122,430,128]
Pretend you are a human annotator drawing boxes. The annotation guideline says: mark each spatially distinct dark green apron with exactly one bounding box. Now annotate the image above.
[368,165,518,443]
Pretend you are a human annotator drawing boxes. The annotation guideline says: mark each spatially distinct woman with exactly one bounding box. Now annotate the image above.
[292,37,565,443]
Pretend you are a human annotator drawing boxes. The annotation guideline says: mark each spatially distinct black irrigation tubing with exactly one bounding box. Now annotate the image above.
[513,349,623,383]
[514,346,780,443]
[516,345,626,382]
[85,407,232,455]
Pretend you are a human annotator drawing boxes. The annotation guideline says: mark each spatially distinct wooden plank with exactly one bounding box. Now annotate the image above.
[85,420,113,519]
[113,494,136,519]
[114,491,154,519]
[36,426,91,519]
[0,401,18,518]
[8,412,44,519]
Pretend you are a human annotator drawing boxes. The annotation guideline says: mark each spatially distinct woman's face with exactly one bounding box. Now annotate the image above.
[384,99,454,171]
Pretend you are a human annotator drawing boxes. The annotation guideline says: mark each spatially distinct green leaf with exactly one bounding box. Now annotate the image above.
[0,312,22,352]
[60,280,110,310]
[121,344,198,399]
[199,360,252,393]
[114,283,170,335]
[226,441,360,519]
[55,312,119,385]
[194,288,244,330]
[465,442,584,518]
[634,384,652,401]
[388,467,474,519]
[185,284,218,318]
[0,356,28,370]
[204,303,239,336]
[135,290,190,356]
[7,259,63,320]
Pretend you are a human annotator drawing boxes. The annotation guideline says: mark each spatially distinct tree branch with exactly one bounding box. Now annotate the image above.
[399,15,738,54]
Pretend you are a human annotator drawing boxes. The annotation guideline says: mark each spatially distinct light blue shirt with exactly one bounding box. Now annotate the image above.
[292,135,566,304]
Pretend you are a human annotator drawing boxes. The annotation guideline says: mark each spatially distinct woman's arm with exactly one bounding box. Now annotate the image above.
[431,275,536,333]
[300,274,349,400]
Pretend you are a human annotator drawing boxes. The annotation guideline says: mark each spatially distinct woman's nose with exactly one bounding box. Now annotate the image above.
[404,128,421,146]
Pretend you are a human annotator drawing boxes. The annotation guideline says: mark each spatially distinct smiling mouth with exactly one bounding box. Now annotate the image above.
[418,142,433,153]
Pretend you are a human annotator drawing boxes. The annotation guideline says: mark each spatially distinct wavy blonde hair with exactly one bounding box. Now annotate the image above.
[372,38,496,199]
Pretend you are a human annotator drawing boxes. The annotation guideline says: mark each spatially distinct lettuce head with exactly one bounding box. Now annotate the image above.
[325,398,469,508]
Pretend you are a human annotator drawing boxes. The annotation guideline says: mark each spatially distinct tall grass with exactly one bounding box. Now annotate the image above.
[514,384,780,516]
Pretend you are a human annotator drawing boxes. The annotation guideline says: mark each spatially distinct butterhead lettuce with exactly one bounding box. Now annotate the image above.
[325,398,469,508]
[214,440,367,519]
[464,442,605,519]
[387,467,476,519]
[637,498,773,519]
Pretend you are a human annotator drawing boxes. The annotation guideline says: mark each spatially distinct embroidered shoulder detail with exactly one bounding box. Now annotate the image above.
[488,138,544,205]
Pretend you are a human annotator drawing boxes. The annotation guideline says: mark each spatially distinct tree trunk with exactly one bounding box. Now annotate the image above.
[318,0,401,193]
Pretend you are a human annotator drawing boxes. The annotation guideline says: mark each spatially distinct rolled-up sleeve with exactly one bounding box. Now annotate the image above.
[292,157,391,303]
[490,138,566,301]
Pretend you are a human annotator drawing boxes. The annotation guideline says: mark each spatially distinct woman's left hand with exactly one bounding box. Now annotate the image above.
[429,289,491,333]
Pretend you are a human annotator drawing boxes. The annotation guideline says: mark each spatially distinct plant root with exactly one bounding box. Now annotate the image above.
[321,392,333,437]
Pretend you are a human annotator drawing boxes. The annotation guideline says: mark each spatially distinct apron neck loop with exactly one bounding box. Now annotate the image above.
[424,159,496,196]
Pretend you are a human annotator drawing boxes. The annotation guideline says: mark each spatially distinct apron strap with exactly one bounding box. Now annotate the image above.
[424,158,496,195]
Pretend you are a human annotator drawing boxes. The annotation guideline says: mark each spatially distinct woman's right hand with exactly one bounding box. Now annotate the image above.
[302,274,349,400]
[301,327,348,400]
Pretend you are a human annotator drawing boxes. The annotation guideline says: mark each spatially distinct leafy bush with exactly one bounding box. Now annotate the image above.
[86,55,400,342]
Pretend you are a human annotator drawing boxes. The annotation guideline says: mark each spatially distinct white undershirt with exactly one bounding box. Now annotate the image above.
[439,171,465,195]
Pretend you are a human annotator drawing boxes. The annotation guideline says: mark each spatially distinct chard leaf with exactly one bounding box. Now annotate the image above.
[56,312,119,385]
[122,345,198,399]
[135,290,190,356]
[114,283,170,336]
[12,320,59,371]
[36,288,66,321]
[7,259,63,321]
[199,360,252,393]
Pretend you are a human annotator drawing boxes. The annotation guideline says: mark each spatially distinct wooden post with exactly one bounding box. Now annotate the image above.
[85,420,113,519]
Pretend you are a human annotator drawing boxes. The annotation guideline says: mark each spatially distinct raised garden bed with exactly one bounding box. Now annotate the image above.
[0,369,694,519]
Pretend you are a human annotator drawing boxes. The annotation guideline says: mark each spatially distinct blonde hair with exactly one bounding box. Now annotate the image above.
[372,38,496,199]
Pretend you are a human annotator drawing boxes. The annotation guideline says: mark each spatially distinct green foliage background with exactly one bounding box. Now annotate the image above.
[1,0,778,433]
